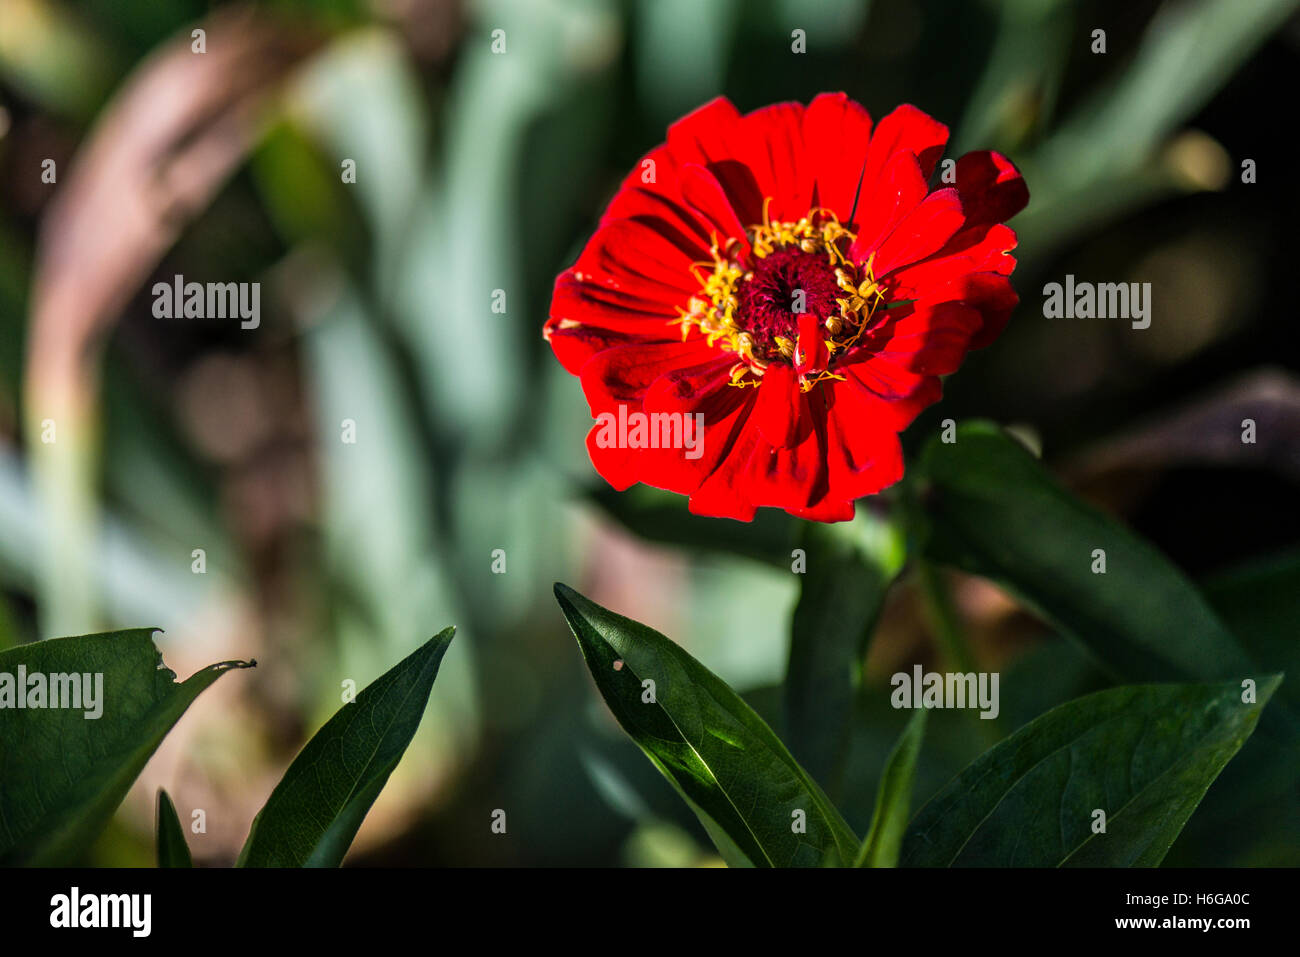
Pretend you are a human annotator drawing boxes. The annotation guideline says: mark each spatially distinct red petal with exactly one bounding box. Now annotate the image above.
[600,182,714,258]
[743,392,836,512]
[733,102,809,222]
[574,219,701,303]
[789,498,857,522]
[887,223,1018,299]
[643,355,740,414]
[961,272,1019,349]
[550,274,680,335]
[685,418,761,521]
[679,164,750,250]
[691,398,831,518]
[869,301,985,375]
[666,97,742,166]
[632,400,757,502]
[863,104,949,184]
[839,357,943,431]
[752,364,803,448]
[544,319,675,376]
[794,311,830,376]
[823,383,906,499]
[586,358,749,497]
[954,150,1028,227]
[579,339,724,416]
[872,187,966,277]
[849,150,928,259]
[801,92,874,221]
[885,271,1018,350]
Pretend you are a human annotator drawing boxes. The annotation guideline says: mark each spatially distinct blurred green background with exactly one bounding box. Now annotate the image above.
[0,0,1296,866]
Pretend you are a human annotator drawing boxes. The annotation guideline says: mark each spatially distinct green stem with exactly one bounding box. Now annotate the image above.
[915,560,1004,741]
[915,558,978,676]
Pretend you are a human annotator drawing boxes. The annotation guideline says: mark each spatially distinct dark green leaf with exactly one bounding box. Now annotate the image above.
[785,512,905,792]
[555,583,858,867]
[1162,550,1300,864]
[237,627,454,867]
[901,676,1279,866]
[0,629,251,865]
[917,422,1257,683]
[855,708,926,868]
[1203,548,1300,711]
[999,636,1111,730]
[155,788,192,868]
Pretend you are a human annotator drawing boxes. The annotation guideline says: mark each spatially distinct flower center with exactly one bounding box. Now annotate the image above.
[676,204,884,390]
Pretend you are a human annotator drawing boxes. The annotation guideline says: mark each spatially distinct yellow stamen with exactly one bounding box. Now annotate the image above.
[673,204,885,391]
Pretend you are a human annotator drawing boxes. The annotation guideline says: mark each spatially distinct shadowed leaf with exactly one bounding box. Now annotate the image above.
[856,708,927,868]
[901,677,1278,866]
[155,788,192,868]
[918,422,1259,685]
[0,630,250,865]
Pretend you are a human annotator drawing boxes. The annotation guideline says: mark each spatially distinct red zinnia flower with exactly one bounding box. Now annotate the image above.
[545,94,1027,522]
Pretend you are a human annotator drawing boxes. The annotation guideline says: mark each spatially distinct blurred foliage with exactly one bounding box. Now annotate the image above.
[0,0,1297,866]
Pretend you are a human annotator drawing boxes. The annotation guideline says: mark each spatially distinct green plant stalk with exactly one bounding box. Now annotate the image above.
[915,558,978,676]
[27,399,99,636]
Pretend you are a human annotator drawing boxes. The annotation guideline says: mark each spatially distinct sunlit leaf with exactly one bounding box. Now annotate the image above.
[555,583,858,867]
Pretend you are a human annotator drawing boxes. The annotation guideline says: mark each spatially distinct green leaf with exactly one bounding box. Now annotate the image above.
[1053,0,1297,160]
[1203,548,1300,711]
[855,708,927,868]
[1160,550,1300,864]
[155,789,192,868]
[917,422,1258,684]
[554,583,859,867]
[785,511,905,792]
[901,676,1279,867]
[0,629,251,865]
[1016,0,1300,256]
[237,627,455,867]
